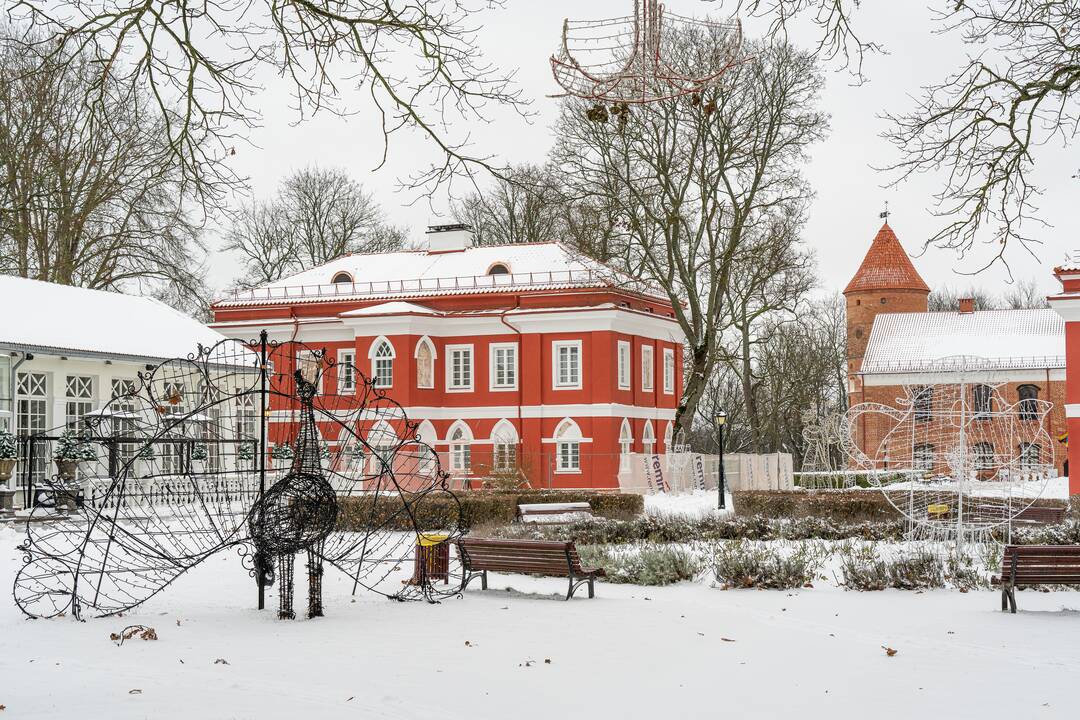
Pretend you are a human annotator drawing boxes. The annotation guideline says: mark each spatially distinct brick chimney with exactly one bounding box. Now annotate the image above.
[958,297,975,314]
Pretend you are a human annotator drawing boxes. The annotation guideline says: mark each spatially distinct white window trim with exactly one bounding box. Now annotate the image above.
[414,336,437,390]
[489,342,519,391]
[446,344,475,392]
[662,347,675,394]
[367,336,396,389]
[552,340,583,390]
[617,340,631,390]
[641,345,655,392]
[337,349,357,394]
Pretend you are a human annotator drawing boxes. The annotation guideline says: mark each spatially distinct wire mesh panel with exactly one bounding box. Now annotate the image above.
[13,335,466,620]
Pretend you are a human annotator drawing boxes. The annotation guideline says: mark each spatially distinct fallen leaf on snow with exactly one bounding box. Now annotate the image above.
[214,658,230,665]
[128,689,142,695]
[544,659,551,664]
[721,638,736,643]
[882,646,898,657]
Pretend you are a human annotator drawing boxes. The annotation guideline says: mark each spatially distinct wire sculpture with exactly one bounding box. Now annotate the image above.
[13,333,466,620]
[550,0,746,104]
[842,357,1056,550]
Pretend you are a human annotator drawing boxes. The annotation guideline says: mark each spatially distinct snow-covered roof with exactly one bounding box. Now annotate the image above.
[0,276,228,362]
[339,301,439,318]
[213,242,650,307]
[861,308,1065,374]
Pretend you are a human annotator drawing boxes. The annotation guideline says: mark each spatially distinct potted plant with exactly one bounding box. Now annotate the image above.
[0,429,16,482]
[0,430,16,515]
[53,430,96,511]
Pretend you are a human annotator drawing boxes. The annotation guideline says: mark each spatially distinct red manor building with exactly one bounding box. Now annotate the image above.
[210,226,686,489]
[846,223,1068,478]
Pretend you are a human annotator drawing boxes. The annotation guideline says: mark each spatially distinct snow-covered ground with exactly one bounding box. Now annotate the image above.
[644,489,734,518]
[2,524,1078,719]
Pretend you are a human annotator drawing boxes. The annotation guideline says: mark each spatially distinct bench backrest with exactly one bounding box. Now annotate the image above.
[1000,545,1080,584]
[458,538,584,576]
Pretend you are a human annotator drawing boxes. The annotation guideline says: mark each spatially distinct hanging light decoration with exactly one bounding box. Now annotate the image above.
[550,0,747,105]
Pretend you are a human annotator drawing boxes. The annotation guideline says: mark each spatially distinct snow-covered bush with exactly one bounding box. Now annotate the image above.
[190,443,208,461]
[53,430,96,461]
[578,543,704,586]
[270,443,294,461]
[0,430,17,460]
[837,546,945,591]
[706,540,823,589]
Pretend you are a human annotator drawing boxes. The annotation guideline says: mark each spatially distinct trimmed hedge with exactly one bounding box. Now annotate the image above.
[734,489,1069,524]
[337,490,644,532]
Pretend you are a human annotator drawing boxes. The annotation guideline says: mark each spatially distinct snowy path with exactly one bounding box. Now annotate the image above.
[1,525,1078,719]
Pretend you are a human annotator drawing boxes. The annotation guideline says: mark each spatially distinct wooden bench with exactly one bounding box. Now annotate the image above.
[1014,505,1067,525]
[517,502,593,525]
[992,545,1080,613]
[456,538,605,600]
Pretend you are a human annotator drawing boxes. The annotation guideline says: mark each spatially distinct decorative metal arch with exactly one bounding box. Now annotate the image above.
[13,333,467,620]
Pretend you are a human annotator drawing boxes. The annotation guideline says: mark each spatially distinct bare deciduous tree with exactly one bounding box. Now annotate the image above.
[0,28,208,313]
[10,0,529,207]
[451,165,566,246]
[224,166,405,289]
[551,34,827,438]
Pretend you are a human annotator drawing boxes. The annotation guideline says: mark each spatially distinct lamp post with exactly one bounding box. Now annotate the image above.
[715,410,727,510]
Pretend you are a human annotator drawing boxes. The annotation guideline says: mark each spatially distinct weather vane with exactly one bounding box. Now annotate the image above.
[879,201,890,222]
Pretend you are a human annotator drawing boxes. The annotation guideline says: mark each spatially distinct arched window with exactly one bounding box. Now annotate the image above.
[618,419,633,472]
[913,386,933,422]
[973,384,993,418]
[487,263,510,276]
[1018,384,1039,420]
[331,271,353,284]
[366,421,397,474]
[913,444,934,472]
[448,421,473,475]
[554,418,582,473]
[414,337,436,389]
[1019,442,1041,470]
[663,422,674,454]
[491,419,519,472]
[368,337,395,388]
[642,420,656,457]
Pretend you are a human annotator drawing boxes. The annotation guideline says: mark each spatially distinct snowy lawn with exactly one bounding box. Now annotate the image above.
[1,524,1079,719]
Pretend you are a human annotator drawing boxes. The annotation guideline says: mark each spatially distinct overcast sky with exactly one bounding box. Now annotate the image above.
[210,1,1079,301]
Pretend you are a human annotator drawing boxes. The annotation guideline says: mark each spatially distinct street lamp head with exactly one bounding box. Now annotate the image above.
[714,410,727,428]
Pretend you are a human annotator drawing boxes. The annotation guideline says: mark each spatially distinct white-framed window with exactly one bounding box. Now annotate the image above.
[368,337,395,389]
[642,420,656,456]
[414,337,436,389]
[618,419,633,472]
[367,420,397,475]
[913,443,934,472]
[17,372,48,483]
[489,343,518,391]
[641,345,654,391]
[110,379,138,460]
[491,419,519,472]
[446,345,474,391]
[337,349,356,394]
[554,418,582,473]
[448,421,472,474]
[65,375,94,429]
[552,340,582,390]
[662,348,675,394]
[617,340,631,390]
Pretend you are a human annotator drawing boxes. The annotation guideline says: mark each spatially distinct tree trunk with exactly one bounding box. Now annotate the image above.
[674,343,711,442]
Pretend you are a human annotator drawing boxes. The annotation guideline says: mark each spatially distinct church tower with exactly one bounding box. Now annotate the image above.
[843,222,929,404]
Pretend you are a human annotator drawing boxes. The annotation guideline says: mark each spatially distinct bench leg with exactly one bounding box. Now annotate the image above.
[1006,584,1017,614]
[461,570,488,593]
[566,575,575,601]
[588,577,595,599]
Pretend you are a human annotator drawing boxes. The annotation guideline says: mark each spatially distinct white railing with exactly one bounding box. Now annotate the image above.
[217,269,614,304]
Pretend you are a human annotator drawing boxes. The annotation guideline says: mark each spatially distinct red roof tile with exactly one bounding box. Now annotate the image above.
[843,223,930,294]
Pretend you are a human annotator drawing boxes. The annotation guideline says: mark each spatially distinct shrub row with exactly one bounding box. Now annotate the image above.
[734,489,1070,524]
[836,545,992,591]
[337,490,644,532]
[706,539,822,589]
[490,513,909,545]
[578,543,704,586]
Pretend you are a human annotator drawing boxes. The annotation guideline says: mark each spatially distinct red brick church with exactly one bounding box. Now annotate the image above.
[209,225,685,489]
[845,222,1068,478]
